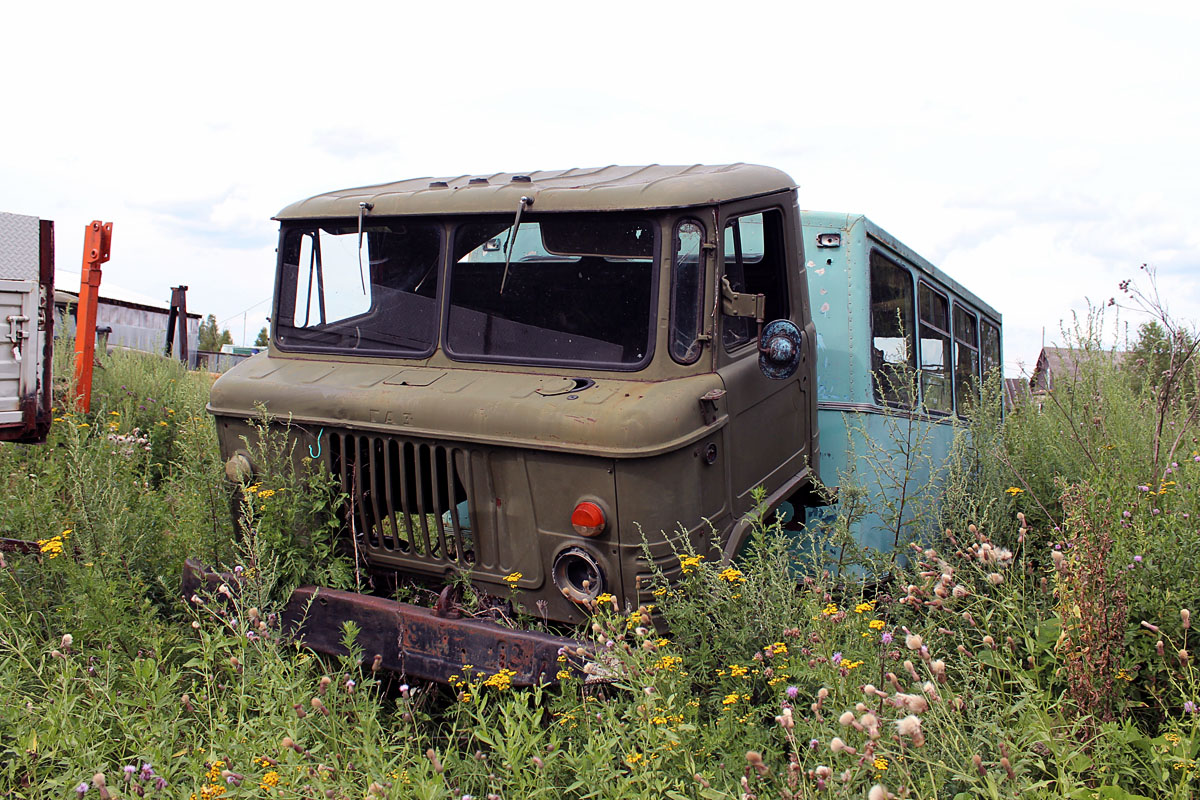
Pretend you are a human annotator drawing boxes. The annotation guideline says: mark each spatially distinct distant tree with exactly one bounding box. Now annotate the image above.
[1128,320,1197,398]
[254,327,269,347]
[199,315,236,351]
[198,314,221,351]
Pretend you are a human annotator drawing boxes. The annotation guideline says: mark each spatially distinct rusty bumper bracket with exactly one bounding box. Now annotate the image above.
[182,559,584,687]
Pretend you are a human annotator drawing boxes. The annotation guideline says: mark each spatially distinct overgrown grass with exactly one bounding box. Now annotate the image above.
[2,272,1200,799]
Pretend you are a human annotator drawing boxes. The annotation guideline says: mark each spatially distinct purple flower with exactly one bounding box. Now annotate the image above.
[1139,485,1150,492]
[75,783,89,797]
[831,652,843,665]
[399,683,410,697]
[786,685,800,699]
[1134,555,1143,562]
[1054,543,1062,551]
[154,777,168,790]
[881,632,894,645]
[809,738,819,749]
[1153,508,1161,515]
[345,679,356,689]
[123,765,136,780]
[1123,511,1132,519]
[1186,701,1197,714]
[140,763,155,781]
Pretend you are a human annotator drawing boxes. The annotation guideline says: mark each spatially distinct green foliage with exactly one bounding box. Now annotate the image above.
[198,314,233,352]
[4,268,1200,798]
[254,326,270,347]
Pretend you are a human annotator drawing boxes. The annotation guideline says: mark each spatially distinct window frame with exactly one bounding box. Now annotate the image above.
[720,207,790,353]
[273,218,444,359]
[669,217,707,365]
[917,281,953,416]
[952,303,981,416]
[868,249,918,408]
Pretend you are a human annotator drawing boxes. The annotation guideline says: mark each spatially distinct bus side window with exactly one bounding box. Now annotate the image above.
[918,283,953,415]
[981,321,1001,376]
[869,252,916,407]
[954,304,980,415]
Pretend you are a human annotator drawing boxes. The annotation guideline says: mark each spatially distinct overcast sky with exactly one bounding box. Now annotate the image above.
[2,1,1196,376]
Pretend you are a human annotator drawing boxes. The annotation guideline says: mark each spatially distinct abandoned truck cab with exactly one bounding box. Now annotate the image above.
[207,164,819,643]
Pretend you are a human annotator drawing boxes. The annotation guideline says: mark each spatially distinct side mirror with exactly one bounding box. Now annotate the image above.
[758,320,803,380]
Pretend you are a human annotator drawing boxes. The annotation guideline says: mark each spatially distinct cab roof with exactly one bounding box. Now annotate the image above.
[275,164,796,219]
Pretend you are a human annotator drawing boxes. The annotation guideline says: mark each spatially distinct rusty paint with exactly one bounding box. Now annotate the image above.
[181,559,586,686]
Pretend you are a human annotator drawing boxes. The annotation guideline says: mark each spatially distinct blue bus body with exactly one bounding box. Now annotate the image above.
[799,212,1002,553]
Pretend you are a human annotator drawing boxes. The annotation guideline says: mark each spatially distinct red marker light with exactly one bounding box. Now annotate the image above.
[571,501,606,537]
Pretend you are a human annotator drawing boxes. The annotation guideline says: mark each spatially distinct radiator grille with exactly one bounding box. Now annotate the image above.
[329,431,475,569]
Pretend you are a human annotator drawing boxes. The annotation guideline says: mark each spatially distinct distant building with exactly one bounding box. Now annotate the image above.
[1003,377,1031,410]
[1029,346,1128,396]
[54,270,200,367]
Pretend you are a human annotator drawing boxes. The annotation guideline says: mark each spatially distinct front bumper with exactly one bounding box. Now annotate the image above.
[181,559,585,686]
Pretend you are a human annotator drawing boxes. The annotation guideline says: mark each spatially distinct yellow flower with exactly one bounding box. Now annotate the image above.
[1165,732,1182,745]
[556,669,571,680]
[765,642,788,656]
[595,593,615,607]
[821,603,839,616]
[259,771,280,790]
[854,601,875,614]
[729,664,749,678]
[653,654,683,671]
[722,692,740,705]
[844,659,864,670]
[503,571,523,585]
[1005,487,1024,496]
[625,750,643,766]
[656,638,670,648]
[109,411,120,416]
[1116,668,1133,681]
[874,757,888,771]
[482,668,516,691]
[719,567,747,583]
[257,489,276,499]
[869,619,885,630]
[653,585,668,597]
[678,554,703,573]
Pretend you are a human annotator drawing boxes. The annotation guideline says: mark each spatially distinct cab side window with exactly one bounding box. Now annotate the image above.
[670,220,706,364]
[869,252,916,407]
[722,210,788,351]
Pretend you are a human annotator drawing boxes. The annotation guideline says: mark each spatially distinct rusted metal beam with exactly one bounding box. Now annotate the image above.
[181,559,583,686]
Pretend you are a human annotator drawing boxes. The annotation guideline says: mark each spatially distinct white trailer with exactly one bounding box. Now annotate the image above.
[0,212,53,443]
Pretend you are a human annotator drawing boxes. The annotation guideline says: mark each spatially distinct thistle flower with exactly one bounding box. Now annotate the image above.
[829,737,857,755]
[868,784,888,800]
[786,685,799,699]
[905,633,923,651]
[838,710,855,726]
[1183,609,1191,629]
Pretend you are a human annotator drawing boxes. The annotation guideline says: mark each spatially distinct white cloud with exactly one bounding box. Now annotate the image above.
[0,0,1196,364]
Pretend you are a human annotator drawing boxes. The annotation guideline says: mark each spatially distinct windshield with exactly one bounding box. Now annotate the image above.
[274,213,658,369]
[275,221,441,355]
[447,214,657,368]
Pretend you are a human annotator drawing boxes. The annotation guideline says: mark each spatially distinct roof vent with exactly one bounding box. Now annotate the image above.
[468,177,489,185]
[428,180,448,189]
[511,175,532,183]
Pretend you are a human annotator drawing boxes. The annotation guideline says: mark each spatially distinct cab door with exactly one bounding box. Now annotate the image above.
[714,200,814,521]
[0,213,53,443]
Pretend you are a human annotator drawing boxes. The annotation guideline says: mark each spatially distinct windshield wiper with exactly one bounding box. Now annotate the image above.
[499,195,533,295]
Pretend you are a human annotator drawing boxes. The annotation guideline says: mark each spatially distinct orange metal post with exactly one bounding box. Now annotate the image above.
[74,221,113,412]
